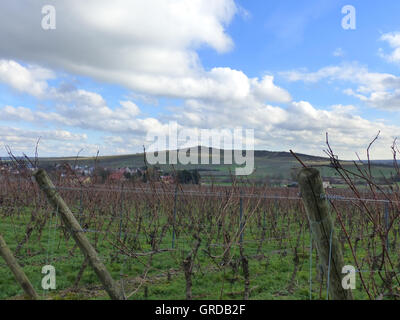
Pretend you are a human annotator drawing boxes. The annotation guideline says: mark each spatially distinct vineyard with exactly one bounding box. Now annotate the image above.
[1,158,400,301]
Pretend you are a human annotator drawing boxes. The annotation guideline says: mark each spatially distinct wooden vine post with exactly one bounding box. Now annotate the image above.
[34,169,125,300]
[298,168,353,300]
[0,234,39,300]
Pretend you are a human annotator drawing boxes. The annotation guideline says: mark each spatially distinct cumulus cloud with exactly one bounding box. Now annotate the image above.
[0,1,251,101]
[0,3,398,159]
[379,32,400,64]
[2,95,398,159]
[0,60,168,137]
[0,61,393,159]
[280,63,400,110]
[1,101,162,136]
[0,59,292,115]
[0,0,291,103]
[162,94,398,159]
[252,75,292,103]
[0,60,54,97]
[0,126,94,157]
[255,101,398,160]
[0,126,86,142]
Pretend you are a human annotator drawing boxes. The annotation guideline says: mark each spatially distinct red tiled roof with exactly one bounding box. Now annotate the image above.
[109,171,125,181]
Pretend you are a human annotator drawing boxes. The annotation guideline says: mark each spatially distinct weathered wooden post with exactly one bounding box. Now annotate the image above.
[298,168,353,300]
[34,169,124,300]
[0,234,39,300]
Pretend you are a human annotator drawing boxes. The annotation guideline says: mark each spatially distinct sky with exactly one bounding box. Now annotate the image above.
[1,0,400,159]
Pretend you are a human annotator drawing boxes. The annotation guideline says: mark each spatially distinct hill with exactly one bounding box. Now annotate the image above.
[27,147,397,186]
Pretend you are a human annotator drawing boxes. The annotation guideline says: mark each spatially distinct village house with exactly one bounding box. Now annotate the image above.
[108,170,126,183]
[161,175,175,184]
[323,180,332,189]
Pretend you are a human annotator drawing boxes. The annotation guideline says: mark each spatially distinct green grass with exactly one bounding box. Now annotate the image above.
[1,205,391,300]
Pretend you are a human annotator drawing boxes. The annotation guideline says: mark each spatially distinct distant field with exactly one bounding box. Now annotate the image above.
[36,148,398,185]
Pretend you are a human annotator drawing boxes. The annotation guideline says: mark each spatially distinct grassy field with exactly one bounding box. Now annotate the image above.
[1,185,396,300]
[0,209,366,300]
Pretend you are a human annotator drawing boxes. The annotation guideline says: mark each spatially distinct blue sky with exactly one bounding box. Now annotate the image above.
[1,0,400,159]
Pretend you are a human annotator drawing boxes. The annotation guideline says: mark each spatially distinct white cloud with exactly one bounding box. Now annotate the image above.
[280,63,400,110]
[0,126,86,142]
[379,32,400,64]
[0,101,160,136]
[333,48,345,57]
[2,94,398,159]
[119,101,141,118]
[0,60,54,97]
[0,59,292,112]
[164,94,399,159]
[2,73,391,159]
[252,75,292,103]
[0,1,248,101]
[0,4,398,159]
[0,126,93,157]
